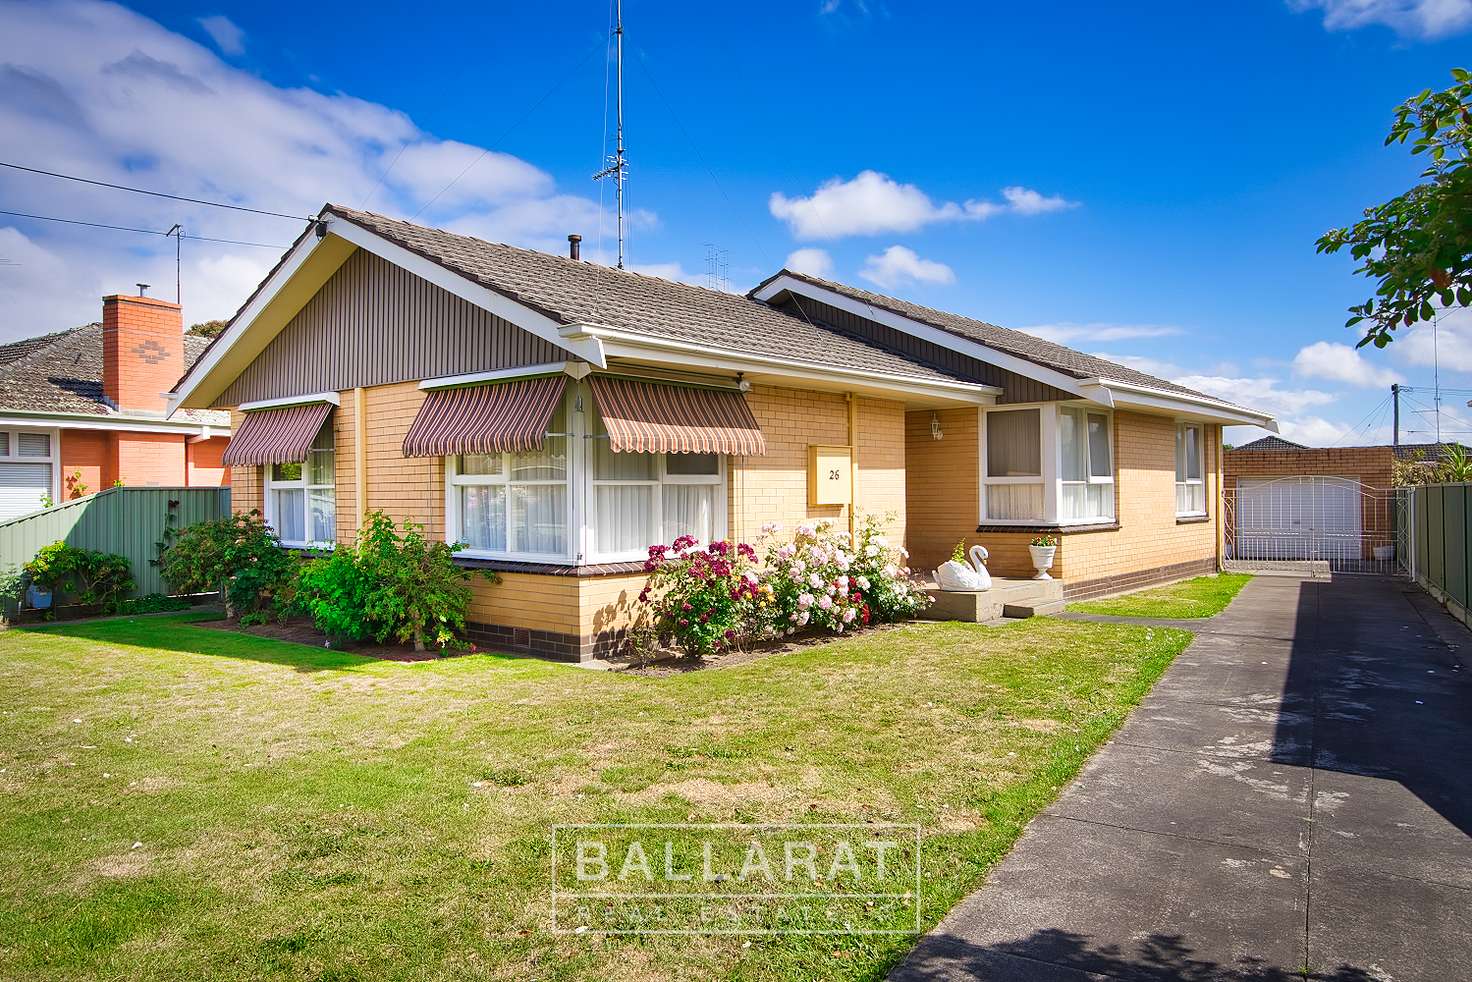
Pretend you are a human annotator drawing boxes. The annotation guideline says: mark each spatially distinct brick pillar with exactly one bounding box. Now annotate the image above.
[102,294,184,413]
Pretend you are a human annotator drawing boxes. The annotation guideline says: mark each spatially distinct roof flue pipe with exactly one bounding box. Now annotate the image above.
[567,234,582,261]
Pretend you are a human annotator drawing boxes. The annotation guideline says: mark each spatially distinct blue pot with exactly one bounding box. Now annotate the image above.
[25,585,52,610]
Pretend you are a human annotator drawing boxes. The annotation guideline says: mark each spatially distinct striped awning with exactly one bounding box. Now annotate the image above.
[589,375,767,456]
[403,375,566,458]
[221,401,333,467]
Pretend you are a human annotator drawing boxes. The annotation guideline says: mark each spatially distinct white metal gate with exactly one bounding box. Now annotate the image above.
[1224,477,1402,575]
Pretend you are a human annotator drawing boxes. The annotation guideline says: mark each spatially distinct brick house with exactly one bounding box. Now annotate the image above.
[0,294,231,522]
[168,205,1275,659]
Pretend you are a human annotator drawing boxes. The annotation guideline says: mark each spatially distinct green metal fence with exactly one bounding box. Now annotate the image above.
[0,487,231,598]
[1402,483,1472,617]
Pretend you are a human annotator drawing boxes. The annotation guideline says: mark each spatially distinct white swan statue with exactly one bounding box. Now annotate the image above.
[935,545,992,592]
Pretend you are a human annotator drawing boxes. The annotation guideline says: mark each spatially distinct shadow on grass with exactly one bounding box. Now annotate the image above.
[898,928,1376,981]
[22,613,409,674]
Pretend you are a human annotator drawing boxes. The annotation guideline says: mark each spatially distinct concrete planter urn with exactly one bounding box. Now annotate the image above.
[1028,541,1057,581]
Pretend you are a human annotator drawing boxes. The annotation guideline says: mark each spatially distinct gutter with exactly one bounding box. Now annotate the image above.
[0,410,229,438]
[561,324,1002,401]
[1078,376,1279,430]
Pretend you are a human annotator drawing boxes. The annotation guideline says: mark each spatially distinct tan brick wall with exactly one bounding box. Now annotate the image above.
[904,408,1220,584]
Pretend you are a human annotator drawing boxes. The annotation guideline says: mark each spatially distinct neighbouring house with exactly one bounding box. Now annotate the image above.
[1222,437,1459,563]
[0,294,231,522]
[168,205,1275,660]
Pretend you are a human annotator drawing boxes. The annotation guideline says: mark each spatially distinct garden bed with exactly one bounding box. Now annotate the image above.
[617,621,910,675]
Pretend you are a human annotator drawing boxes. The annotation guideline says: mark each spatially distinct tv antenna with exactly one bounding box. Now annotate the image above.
[165,224,183,303]
[704,243,729,293]
[592,0,627,269]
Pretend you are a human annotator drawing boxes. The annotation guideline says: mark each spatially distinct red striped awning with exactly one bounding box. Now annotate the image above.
[402,375,567,458]
[222,401,333,467]
[589,375,766,456]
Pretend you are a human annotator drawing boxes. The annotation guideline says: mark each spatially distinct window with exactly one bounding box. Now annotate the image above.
[588,410,725,561]
[266,421,336,547]
[982,408,1044,521]
[1176,422,1206,516]
[447,401,570,559]
[0,428,57,523]
[1060,406,1114,522]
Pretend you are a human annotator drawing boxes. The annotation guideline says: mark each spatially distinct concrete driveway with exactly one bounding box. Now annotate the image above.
[893,574,1472,981]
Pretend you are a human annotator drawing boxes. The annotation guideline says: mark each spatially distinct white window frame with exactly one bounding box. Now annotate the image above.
[264,422,336,549]
[1175,421,1207,518]
[0,427,61,512]
[443,380,731,565]
[979,403,1119,527]
[1058,405,1116,524]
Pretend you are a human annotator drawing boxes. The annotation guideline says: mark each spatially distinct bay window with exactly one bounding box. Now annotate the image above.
[1176,422,1206,516]
[981,404,1116,526]
[265,420,336,547]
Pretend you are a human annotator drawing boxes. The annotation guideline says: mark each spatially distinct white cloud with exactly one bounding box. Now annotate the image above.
[769,170,1075,239]
[1089,351,1186,378]
[196,14,244,55]
[1391,306,1472,372]
[859,245,954,289]
[1021,322,1183,345]
[785,247,833,278]
[1292,340,1402,387]
[1176,374,1336,418]
[1288,0,1472,39]
[0,0,644,336]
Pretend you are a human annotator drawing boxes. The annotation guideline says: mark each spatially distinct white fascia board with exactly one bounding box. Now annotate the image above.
[750,274,1098,402]
[238,391,342,412]
[0,413,227,437]
[169,229,327,414]
[419,362,569,390]
[327,217,606,369]
[587,328,999,404]
[1079,377,1278,429]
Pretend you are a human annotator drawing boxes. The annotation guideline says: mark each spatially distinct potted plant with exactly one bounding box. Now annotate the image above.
[1028,534,1058,580]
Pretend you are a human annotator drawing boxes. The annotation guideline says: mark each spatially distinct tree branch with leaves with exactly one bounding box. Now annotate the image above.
[1317,68,1472,349]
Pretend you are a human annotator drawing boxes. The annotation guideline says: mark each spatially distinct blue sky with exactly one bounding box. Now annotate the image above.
[2,0,1471,444]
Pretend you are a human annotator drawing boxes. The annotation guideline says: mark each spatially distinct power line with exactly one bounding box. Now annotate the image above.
[0,208,286,248]
[0,161,315,223]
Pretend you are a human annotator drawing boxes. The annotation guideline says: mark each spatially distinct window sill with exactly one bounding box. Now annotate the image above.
[452,557,648,577]
[282,544,335,556]
[975,522,1120,535]
[1175,514,1211,525]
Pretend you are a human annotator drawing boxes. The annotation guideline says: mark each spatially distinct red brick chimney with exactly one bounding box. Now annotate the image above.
[102,294,184,414]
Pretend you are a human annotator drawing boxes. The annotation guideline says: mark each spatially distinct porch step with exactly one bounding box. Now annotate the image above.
[923,577,1065,623]
[1001,599,1067,619]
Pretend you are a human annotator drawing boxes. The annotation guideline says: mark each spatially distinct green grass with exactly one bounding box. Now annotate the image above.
[0,611,1190,981]
[1068,573,1253,619]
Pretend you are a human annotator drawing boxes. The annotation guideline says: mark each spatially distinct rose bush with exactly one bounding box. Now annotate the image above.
[639,535,768,658]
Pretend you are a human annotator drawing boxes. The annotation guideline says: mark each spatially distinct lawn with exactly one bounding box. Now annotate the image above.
[1067,572,1253,619]
[0,612,1189,981]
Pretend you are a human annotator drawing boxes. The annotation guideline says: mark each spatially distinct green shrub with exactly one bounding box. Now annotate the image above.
[292,512,495,651]
[158,511,297,624]
[113,594,191,616]
[292,549,372,644]
[23,542,134,609]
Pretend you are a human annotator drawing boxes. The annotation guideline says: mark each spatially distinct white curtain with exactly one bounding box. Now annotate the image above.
[512,484,566,554]
[986,483,1044,521]
[308,489,335,542]
[460,485,507,551]
[594,484,654,555]
[987,409,1041,477]
[663,484,715,542]
[1061,483,1113,522]
[273,489,304,542]
[1060,409,1087,482]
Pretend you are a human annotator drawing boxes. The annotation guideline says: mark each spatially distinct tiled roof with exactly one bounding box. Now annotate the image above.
[323,206,976,386]
[1392,442,1464,461]
[1230,435,1308,452]
[0,323,227,426]
[757,269,1238,405]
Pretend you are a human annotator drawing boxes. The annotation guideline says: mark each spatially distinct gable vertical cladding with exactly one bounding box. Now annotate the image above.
[215,249,568,407]
[771,295,1070,404]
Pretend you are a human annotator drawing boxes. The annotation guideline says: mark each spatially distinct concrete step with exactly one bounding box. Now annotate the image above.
[923,577,1065,623]
[1001,599,1067,619]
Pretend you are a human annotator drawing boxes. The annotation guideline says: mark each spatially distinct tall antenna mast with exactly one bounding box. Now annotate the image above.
[593,0,627,269]
[165,224,183,304]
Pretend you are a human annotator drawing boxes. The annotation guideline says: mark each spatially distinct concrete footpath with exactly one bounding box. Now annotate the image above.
[892,575,1472,981]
